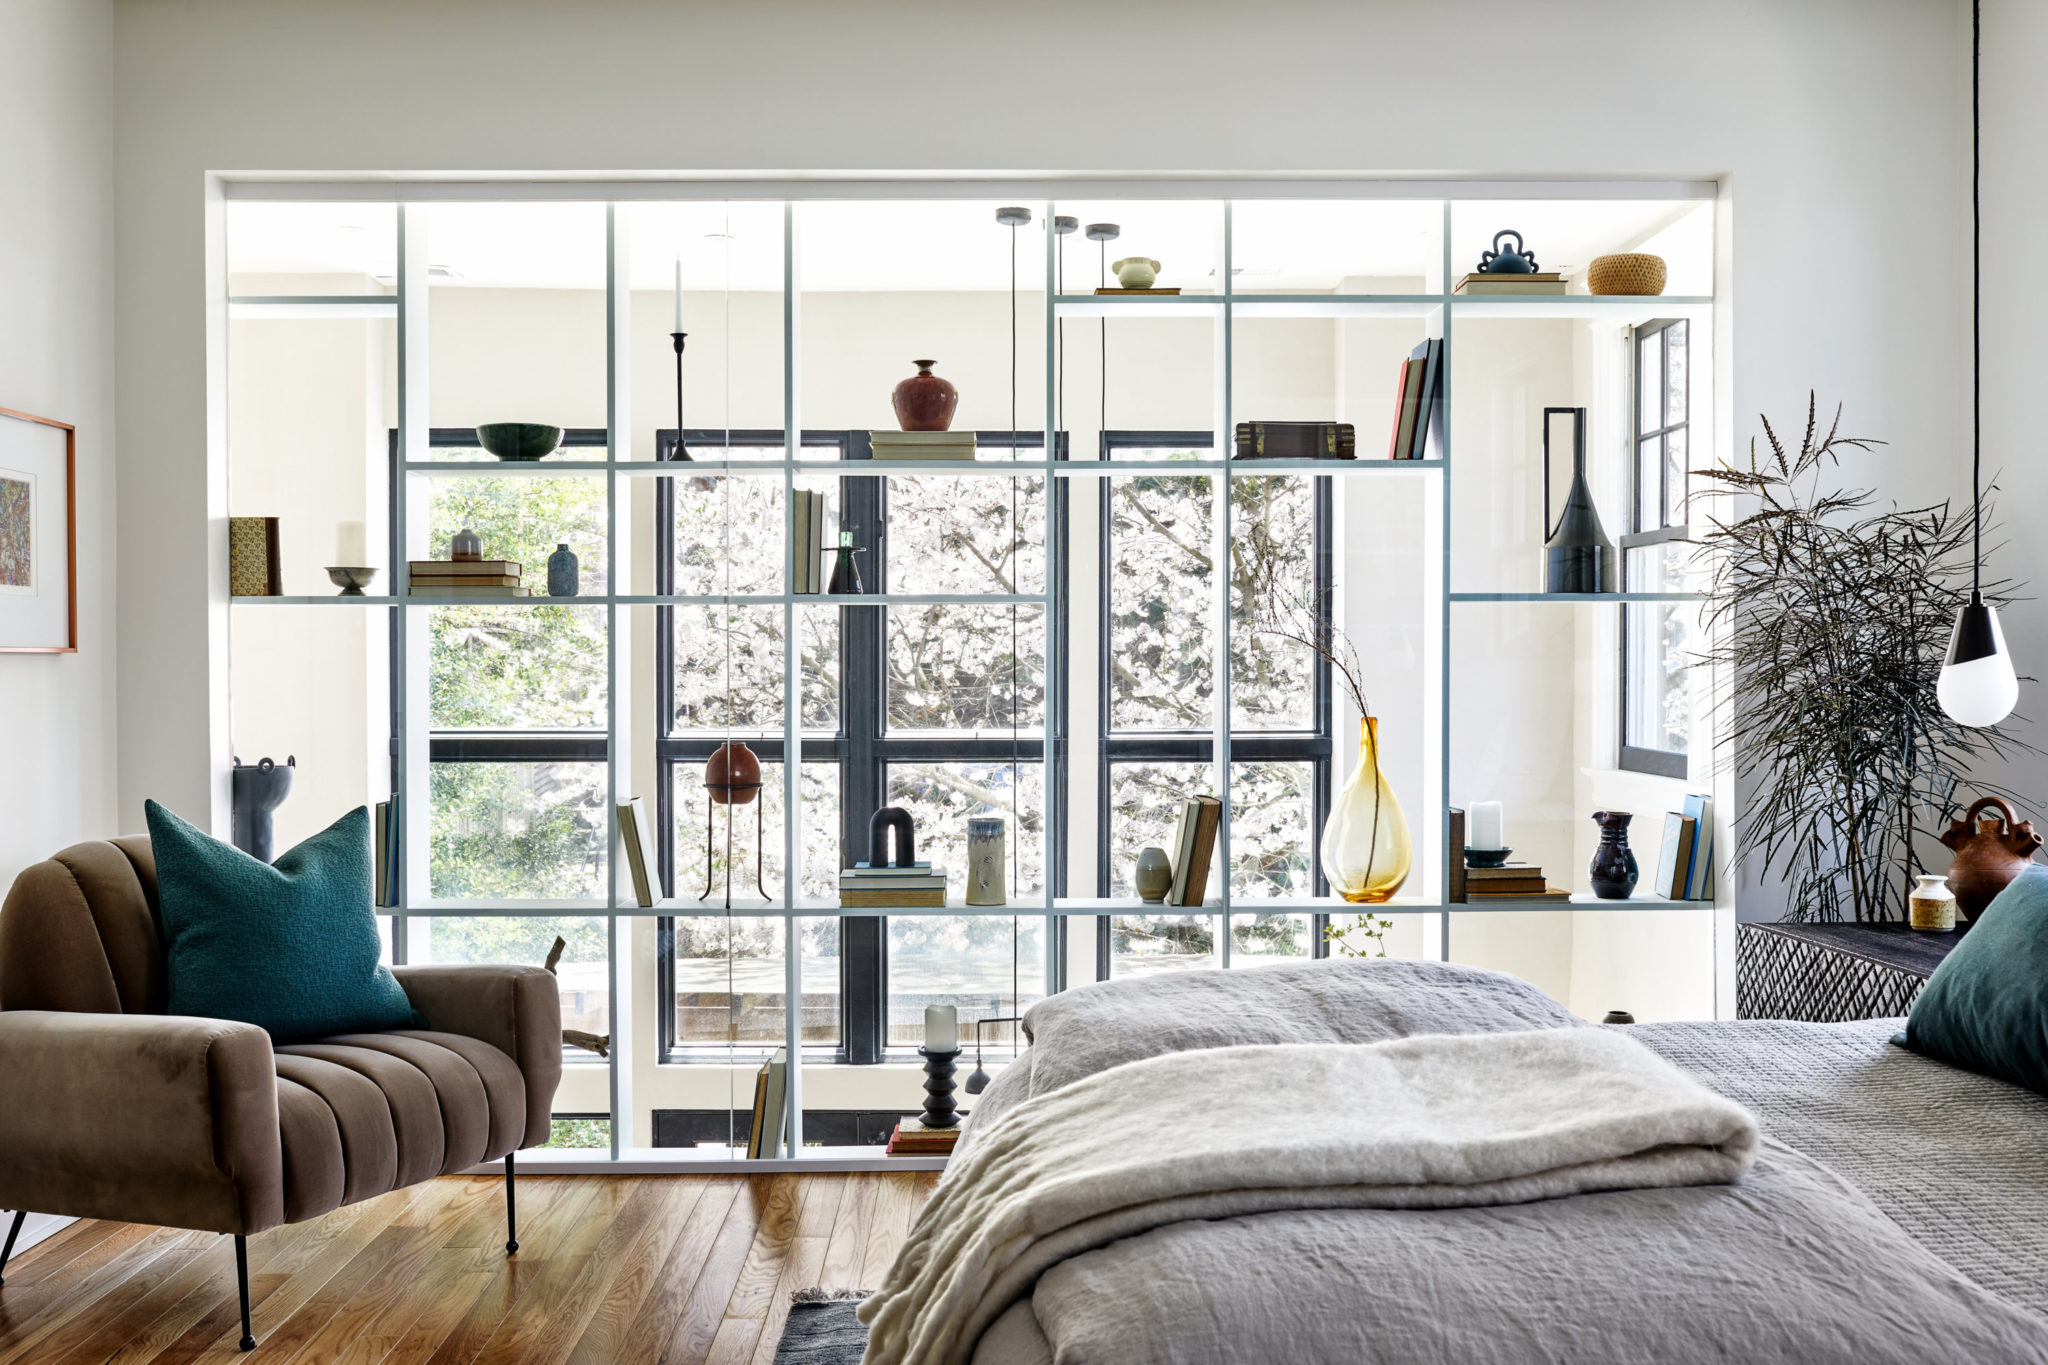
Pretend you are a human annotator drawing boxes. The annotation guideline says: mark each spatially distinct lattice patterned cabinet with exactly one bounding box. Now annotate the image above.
[1736,922,1963,1022]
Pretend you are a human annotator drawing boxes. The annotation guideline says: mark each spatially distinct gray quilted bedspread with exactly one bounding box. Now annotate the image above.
[1633,1016,2048,1320]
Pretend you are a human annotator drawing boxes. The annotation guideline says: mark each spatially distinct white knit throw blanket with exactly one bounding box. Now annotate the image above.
[857,1027,1759,1365]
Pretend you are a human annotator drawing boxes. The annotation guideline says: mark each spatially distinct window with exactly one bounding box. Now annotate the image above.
[656,430,1051,1067]
[1094,434,1333,977]
[1620,319,1691,778]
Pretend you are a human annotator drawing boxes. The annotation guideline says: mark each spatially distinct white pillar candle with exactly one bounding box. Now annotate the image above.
[1470,801,1505,851]
[673,258,683,333]
[924,1003,957,1053]
[336,520,366,564]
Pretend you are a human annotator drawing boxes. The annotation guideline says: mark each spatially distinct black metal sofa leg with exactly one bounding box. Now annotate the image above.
[0,1209,27,1286]
[505,1151,519,1256]
[235,1234,255,1351]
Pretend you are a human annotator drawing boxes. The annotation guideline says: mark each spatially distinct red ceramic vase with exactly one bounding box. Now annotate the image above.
[704,741,762,806]
[891,359,958,431]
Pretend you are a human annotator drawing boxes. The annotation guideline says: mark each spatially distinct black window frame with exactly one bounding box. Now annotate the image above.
[654,428,1065,1067]
[1619,318,1690,779]
[1092,431,1334,977]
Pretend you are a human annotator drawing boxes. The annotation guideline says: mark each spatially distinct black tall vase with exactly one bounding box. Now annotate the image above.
[231,755,295,863]
[1589,810,1638,900]
[1543,407,1616,593]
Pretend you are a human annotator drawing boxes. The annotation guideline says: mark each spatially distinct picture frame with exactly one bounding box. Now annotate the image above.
[0,405,78,654]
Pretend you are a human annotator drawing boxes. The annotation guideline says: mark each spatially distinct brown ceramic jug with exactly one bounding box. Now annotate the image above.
[891,359,958,431]
[1940,795,2042,925]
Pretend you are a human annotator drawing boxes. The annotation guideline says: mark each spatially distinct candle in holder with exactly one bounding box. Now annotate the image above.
[1470,801,1506,851]
[923,1003,958,1053]
[336,520,367,565]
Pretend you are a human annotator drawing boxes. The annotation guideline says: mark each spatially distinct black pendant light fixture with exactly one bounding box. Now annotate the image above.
[1938,0,2020,728]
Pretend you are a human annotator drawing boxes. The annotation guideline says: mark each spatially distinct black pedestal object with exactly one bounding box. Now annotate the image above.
[919,1047,962,1130]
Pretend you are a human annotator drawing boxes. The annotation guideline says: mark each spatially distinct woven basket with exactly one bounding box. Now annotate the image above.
[1586,253,1667,296]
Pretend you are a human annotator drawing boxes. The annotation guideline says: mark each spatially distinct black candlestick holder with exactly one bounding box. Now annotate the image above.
[670,331,692,461]
[918,1046,962,1129]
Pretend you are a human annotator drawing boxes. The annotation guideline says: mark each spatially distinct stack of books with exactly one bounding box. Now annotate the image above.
[791,489,829,594]
[886,1116,961,1157]
[409,558,527,597]
[1453,271,1568,295]
[1093,285,1182,295]
[1464,863,1570,901]
[840,861,947,907]
[1167,795,1222,907]
[870,430,977,462]
[1387,338,1445,460]
[1654,795,1715,900]
[1233,421,1357,460]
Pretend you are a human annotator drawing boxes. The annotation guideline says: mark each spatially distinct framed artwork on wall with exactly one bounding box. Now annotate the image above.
[0,405,77,653]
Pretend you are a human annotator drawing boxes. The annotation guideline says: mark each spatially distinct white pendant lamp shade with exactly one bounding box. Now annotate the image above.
[1938,596,2018,728]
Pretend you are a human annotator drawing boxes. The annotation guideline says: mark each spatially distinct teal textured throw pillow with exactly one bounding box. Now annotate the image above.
[145,800,420,1044]
[1905,864,2048,1095]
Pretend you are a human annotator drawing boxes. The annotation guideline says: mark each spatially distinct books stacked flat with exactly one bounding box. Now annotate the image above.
[1453,272,1568,296]
[1166,796,1222,907]
[1093,286,1182,295]
[1654,795,1715,900]
[1464,863,1569,901]
[1387,339,1444,460]
[1233,421,1357,461]
[409,559,527,597]
[870,430,977,462]
[841,861,947,907]
[886,1116,961,1157]
[792,490,829,594]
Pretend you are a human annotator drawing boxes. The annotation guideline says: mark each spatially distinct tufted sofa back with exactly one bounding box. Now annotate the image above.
[0,837,166,1014]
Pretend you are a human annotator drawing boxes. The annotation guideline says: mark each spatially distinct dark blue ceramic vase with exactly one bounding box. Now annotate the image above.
[1477,230,1539,274]
[1590,811,1639,899]
[547,543,579,597]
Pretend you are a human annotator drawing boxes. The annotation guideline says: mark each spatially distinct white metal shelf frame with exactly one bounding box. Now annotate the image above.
[322,184,1722,1170]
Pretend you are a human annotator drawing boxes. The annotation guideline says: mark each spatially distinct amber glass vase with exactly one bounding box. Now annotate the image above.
[1323,716,1413,903]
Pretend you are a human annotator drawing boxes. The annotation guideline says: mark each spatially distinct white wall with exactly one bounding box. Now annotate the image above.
[0,0,114,1259]
[110,0,1980,932]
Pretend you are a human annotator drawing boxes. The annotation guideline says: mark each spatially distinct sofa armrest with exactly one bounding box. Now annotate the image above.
[0,1011,281,1235]
[392,965,562,1149]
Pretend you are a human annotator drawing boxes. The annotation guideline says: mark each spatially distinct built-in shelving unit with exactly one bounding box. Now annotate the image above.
[224,182,1723,1167]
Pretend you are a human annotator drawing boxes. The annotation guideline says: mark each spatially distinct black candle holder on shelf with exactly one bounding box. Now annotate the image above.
[669,331,692,462]
[918,1046,962,1130]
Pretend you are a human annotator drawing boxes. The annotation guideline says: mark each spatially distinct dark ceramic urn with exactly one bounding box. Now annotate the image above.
[891,359,958,431]
[1589,810,1639,899]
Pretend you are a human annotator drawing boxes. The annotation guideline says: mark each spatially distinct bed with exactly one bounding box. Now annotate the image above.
[865,959,2048,1365]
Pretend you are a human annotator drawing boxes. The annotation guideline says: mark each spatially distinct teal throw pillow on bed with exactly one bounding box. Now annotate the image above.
[1905,863,2048,1096]
[145,799,420,1045]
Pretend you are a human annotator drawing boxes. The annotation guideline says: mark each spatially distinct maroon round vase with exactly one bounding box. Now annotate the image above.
[891,359,958,431]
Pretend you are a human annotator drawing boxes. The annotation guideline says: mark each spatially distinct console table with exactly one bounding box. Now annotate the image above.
[1735,921,1964,1022]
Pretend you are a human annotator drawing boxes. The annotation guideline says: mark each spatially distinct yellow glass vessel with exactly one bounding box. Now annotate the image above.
[1323,716,1412,903]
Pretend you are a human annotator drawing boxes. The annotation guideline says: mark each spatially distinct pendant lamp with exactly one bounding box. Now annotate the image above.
[1939,0,2019,728]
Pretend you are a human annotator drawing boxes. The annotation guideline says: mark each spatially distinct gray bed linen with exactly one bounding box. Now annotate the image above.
[945,961,2048,1364]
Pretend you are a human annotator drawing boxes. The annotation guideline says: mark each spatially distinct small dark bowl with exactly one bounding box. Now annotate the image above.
[475,423,565,462]
[1464,846,1513,869]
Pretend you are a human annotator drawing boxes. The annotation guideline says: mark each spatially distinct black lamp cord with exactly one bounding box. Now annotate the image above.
[1008,218,1023,977]
[1972,0,1983,601]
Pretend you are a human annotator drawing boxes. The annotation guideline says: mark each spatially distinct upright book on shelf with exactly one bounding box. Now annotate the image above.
[1389,356,1427,461]
[1681,794,1714,899]
[1166,796,1222,907]
[749,1048,789,1159]
[228,517,282,596]
[1448,808,1467,902]
[616,796,662,907]
[1407,338,1445,460]
[374,796,401,907]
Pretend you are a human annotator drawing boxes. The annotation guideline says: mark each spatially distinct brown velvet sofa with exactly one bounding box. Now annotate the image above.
[0,836,562,1350]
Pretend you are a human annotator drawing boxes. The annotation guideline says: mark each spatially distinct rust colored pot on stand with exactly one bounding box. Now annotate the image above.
[891,359,958,431]
[704,741,762,806]
[1941,795,2042,926]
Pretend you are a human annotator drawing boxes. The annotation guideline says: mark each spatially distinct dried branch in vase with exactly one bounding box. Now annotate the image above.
[1251,587,1371,719]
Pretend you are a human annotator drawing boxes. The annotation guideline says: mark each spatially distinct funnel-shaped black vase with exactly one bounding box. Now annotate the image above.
[1542,406,1616,593]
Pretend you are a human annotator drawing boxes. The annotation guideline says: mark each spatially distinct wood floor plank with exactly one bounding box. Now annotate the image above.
[0,1173,933,1365]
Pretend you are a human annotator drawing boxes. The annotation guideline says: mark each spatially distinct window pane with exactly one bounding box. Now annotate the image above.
[1636,332,1659,435]
[886,605,1045,733]
[1624,542,1692,756]
[885,762,1045,899]
[1230,477,1316,730]
[1230,760,1315,899]
[426,473,607,591]
[422,915,608,1038]
[429,760,605,899]
[1666,321,1688,425]
[673,474,783,597]
[669,914,841,1054]
[672,760,839,902]
[886,474,1045,595]
[429,604,606,730]
[1106,760,1213,898]
[1109,914,1217,977]
[886,916,1043,1053]
[1634,439,1660,536]
[671,604,786,731]
[1662,428,1688,528]
[1230,912,1315,965]
[1108,474,1214,732]
[798,604,840,732]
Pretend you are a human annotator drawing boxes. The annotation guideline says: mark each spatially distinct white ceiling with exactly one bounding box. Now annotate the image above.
[226,197,1708,293]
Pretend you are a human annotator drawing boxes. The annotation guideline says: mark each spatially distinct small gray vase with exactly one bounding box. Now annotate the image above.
[547,543,579,597]
[1135,846,1173,903]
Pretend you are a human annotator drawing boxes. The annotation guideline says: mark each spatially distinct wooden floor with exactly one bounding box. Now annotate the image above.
[0,1173,935,1365]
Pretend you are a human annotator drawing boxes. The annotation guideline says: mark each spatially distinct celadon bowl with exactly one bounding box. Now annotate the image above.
[475,423,566,462]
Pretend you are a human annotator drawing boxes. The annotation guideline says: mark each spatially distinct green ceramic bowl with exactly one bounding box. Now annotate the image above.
[475,423,565,462]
